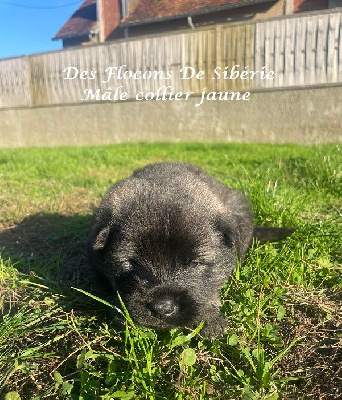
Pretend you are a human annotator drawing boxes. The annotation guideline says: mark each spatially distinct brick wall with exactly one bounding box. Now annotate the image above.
[100,0,121,41]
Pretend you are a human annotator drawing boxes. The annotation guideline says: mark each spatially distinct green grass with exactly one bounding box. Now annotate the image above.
[0,143,340,399]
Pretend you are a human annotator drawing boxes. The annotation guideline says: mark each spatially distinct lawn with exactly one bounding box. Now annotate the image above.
[0,142,340,399]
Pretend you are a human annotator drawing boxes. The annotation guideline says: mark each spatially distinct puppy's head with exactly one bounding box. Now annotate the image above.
[89,193,241,330]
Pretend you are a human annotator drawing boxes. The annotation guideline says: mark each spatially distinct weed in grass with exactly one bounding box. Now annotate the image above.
[52,289,206,399]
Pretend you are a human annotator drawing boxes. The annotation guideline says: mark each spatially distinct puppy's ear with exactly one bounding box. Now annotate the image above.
[92,225,111,250]
[215,218,234,247]
[215,216,252,257]
[253,227,294,245]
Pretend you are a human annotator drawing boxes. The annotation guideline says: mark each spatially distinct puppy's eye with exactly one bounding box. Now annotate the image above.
[129,259,143,270]
[189,261,198,268]
[129,259,155,284]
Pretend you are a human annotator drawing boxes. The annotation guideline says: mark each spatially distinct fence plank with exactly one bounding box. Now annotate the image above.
[0,57,31,108]
[305,17,315,85]
[316,14,328,84]
[339,12,342,82]
[273,19,284,87]
[327,12,340,83]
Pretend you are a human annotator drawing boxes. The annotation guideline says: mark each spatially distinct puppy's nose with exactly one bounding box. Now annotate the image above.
[148,299,177,317]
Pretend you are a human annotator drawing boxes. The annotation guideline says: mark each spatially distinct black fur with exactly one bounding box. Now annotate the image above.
[88,162,287,337]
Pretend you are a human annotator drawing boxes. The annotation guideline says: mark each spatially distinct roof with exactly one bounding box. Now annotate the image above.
[121,0,275,25]
[54,0,97,40]
[54,0,274,40]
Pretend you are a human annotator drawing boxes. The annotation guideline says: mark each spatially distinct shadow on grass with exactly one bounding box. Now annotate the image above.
[0,212,113,314]
[0,214,123,398]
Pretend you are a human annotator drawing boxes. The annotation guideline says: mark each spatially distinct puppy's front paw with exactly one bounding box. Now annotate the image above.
[200,309,228,339]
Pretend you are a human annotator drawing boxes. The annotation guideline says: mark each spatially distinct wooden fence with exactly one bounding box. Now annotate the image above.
[0,9,341,109]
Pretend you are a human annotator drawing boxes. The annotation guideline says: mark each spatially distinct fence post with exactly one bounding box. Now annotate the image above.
[26,55,34,107]
[215,24,222,92]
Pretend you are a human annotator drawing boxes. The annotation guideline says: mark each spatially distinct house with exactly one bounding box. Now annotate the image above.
[53,0,339,48]
[53,0,98,48]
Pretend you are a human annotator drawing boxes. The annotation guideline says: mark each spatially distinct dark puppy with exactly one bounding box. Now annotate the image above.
[88,162,290,337]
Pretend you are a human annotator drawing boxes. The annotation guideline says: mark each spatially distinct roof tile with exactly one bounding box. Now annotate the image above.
[54,0,97,39]
[122,0,261,24]
[54,0,271,39]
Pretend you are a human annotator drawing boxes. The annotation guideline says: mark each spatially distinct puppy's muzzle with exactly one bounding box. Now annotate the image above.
[143,287,198,326]
[148,298,178,317]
